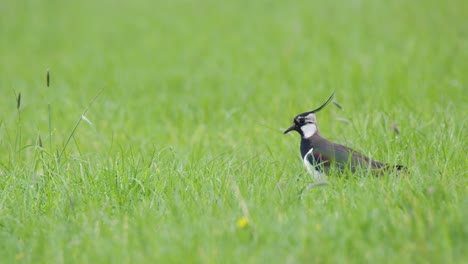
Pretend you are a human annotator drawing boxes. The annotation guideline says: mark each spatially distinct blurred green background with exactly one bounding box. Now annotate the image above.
[1,0,465,152]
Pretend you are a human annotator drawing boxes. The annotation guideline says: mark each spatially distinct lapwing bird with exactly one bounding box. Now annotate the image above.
[284,92,405,178]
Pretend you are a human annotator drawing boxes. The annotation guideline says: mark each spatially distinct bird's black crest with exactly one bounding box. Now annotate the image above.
[298,92,335,117]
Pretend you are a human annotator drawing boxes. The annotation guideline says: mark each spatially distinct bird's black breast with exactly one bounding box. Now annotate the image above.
[300,138,313,159]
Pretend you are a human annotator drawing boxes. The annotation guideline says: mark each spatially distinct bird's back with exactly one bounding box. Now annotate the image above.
[302,134,390,174]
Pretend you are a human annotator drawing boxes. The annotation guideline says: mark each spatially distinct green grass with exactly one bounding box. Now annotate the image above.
[1,0,467,263]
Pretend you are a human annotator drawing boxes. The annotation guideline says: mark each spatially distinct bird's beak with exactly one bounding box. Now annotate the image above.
[284,125,296,134]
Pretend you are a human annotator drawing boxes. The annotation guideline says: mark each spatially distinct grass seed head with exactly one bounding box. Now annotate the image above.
[392,122,400,135]
[47,69,50,87]
[16,93,21,111]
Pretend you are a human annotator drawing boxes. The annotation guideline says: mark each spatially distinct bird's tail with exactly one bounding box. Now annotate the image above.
[394,164,409,177]
[394,164,406,171]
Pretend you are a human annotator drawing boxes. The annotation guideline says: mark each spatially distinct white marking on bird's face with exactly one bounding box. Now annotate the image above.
[295,113,318,138]
[300,123,317,138]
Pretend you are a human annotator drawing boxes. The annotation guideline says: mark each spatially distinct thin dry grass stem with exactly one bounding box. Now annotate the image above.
[333,100,343,110]
[306,181,329,190]
[229,177,254,228]
[37,134,47,175]
[59,88,104,160]
[48,104,52,149]
[336,117,351,125]
[15,91,22,155]
[47,69,52,149]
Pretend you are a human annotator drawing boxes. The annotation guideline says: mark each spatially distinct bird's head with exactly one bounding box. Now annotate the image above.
[284,92,335,138]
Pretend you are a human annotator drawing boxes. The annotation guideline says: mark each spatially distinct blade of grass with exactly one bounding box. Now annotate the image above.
[58,88,104,160]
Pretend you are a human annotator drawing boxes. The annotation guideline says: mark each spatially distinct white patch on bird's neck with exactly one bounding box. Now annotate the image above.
[303,148,327,180]
[303,148,315,173]
[300,123,317,138]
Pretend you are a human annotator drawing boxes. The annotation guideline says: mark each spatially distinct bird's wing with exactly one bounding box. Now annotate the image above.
[336,143,389,169]
[313,141,388,172]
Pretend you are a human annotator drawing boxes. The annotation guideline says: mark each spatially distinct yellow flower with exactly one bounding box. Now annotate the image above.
[236,216,249,229]
[315,223,321,231]
[15,253,24,260]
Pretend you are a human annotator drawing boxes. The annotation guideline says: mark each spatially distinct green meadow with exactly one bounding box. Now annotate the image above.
[1,0,466,263]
